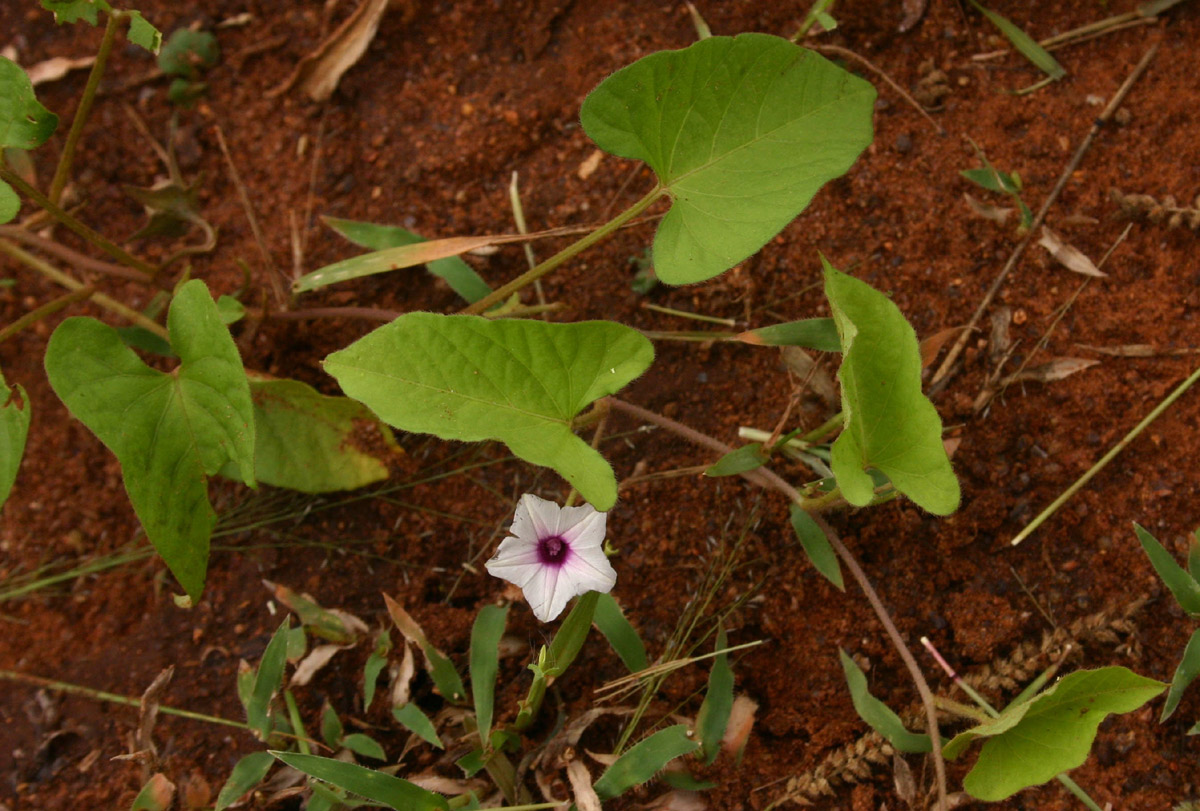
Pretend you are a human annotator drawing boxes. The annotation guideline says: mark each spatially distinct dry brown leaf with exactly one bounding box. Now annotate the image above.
[1005,357,1098,385]
[27,55,96,86]
[1038,227,1106,278]
[720,694,758,758]
[584,749,620,767]
[270,0,390,102]
[290,644,350,687]
[389,640,417,708]
[568,760,602,811]
[898,0,929,32]
[136,667,174,760]
[537,706,634,769]
[943,435,962,459]
[781,346,837,405]
[963,192,1013,224]
[919,326,964,370]
[577,149,604,180]
[987,307,1012,364]
[892,754,916,807]
[407,775,487,796]
[642,790,708,811]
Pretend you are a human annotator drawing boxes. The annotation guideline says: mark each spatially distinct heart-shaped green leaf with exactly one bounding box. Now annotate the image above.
[824,259,959,514]
[219,376,396,493]
[45,280,255,600]
[0,368,30,512]
[581,33,875,285]
[0,56,59,150]
[323,314,653,510]
[945,667,1164,801]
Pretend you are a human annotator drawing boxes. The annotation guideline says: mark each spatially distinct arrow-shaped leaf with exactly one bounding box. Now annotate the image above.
[45,280,255,600]
[581,33,875,285]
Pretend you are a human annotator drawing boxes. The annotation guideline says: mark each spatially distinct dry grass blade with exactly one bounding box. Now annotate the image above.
[1078,343,1200,357]
[26,55,96,86]
[270,0,390,102]
[1002,357,1098,385]
[1038,227,1105,277]
[595,640,764,700]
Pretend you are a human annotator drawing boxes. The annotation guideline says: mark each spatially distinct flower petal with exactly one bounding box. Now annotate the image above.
[514,493,558,543]
[560,544,618,596]
[484,536,543,589]
[558,506,607,548]
[527,563,574,622]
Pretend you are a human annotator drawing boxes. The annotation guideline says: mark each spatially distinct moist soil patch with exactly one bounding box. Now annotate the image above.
[2,1,1199,809]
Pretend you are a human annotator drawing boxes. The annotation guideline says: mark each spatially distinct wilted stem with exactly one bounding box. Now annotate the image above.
[461,185,663,315]
[605,396,949,811]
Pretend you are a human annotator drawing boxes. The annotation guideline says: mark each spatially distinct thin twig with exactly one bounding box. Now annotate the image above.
[931,43,1160,388]
[0,167,158,276]
[812,44,945,136]
[0,226,160,284]
[213,124,285,306]
[605,396,949,811]
[0,239,168,339]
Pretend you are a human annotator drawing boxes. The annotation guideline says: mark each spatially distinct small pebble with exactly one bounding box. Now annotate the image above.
[893,133,912,153]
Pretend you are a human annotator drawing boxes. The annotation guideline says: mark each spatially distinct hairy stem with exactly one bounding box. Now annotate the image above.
[461,185,663,315]
[49,11,123,205]
[0,167,157,276]
[605,396,949,811]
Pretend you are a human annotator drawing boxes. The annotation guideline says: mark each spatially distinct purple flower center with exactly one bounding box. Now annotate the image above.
[537,534,571,566]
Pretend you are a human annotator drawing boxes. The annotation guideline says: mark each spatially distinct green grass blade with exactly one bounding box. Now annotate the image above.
[839,649,931,753]
[705,443,768,477]
[789,506,844,590]
[1162,628,1200,721]
[1134,523,1200,615]
[968,0,1065,80]
[695,628,734,764]
[392,703,444,749]
[271,752,449,810]
[593,725,700,800]
[469,604,509,745]
[736,318,841,352]
[214,751,275,810]
[248,619,290,737]
[593,593,648,673]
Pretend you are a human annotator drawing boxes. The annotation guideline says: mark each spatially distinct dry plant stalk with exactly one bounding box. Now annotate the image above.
[1111,189,1200,231]
[771,599,1145,807]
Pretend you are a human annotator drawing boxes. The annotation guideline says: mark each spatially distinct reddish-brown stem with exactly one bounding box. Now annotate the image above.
[604,396,948,810]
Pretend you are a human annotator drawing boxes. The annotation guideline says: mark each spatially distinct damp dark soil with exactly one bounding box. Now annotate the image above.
[2,1,1199,809]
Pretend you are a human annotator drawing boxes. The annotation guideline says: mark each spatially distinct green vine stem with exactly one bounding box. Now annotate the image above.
[0,167,158,276]
[460,185,664,316]
[604,395,950,811]
[0,239,168,339]
[48,11,123,205]
[0,668,247,731]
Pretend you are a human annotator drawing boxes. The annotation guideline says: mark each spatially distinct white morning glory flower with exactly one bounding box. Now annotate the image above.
[485,494,616,622]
